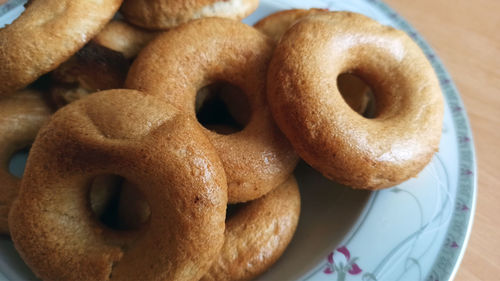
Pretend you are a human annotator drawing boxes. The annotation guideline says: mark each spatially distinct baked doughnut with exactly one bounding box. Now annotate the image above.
[50,42,129,107]
[50,20,158,108]
[0,0,123,96]
[120,0,259,30]
[115,174,300,280]
[267,12,444,189]
[0,90,51,234]
[254,8,328,42]
[255,9,371,115]
[93,20,158,59]
[9,90,228,281]
[126,17,299,203]
[202,176,301,281]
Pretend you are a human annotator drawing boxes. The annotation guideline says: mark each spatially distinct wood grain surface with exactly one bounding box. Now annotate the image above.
[384,0,500,280]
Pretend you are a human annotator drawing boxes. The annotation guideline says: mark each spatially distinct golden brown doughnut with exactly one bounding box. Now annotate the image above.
[120,0,259,30]
[0,90,51,235]
[195,83,251,129]
[254,8,328,42]
[202,176,301,281]
[267,12,444,190]
[50,42,129,107]
[115,175,300,280]
[9,90,228,281]
[0,0,123,96]
[254,9,371,115]
[50,21,157,108]
[93,20,158,59]
[126,17,299,203]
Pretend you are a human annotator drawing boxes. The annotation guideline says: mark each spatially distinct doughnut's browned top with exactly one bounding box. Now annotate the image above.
[267,12,444,189]
[0,90,51,234]
[8,90,228,281]
[126,17,298,203]
[0,0,123,96]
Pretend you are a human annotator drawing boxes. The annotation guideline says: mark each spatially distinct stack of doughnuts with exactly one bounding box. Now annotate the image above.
[0,1,443,280]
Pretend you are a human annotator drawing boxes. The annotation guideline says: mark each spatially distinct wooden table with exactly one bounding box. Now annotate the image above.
[0,0,497,279]
[384,0,500,279]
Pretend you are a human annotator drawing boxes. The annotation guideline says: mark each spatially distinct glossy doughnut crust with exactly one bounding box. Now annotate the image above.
[254,9,371,115]
[126,18,299,203]
[93,20,158,59]
[120,0,259,30]
[8,90,228,281]
[0,90,51,234]
[267,12,444,189]
[202,176,301,281]
[116,175,300,280]
[0,0,123,96]
[50,42,129,107]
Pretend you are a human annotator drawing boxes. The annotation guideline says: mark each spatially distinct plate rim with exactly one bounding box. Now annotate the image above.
[292,1,477,280]
[368,1,477,281]
[0,1,477,281]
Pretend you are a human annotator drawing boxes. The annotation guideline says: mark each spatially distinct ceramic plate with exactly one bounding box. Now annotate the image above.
[0,0,476,280]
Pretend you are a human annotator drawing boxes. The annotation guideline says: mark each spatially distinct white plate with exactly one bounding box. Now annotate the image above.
[0,0,477,280]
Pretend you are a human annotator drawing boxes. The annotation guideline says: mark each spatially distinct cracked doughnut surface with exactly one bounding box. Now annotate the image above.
[8,90,228,281]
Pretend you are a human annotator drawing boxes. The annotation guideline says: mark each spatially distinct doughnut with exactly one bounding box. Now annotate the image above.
[126,17,299,203]
[267,12,444,190]
[120,0,259,30]
[254,8,329,42]
[0,0,123,96]
[202,176,301,281]
[115,175,300,280]
[50,42,129,107]
[93,20,158,59]
[8,90,228,280]
[0,90,52,234]
[254,9,371,115]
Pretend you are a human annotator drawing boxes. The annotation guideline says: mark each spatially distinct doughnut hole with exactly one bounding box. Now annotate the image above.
[88,175,150,231]
[195,81,251,135]
[225,202,246,221]
[7,146,30,179]
[337,73,376,118]
[117,182,151,230]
